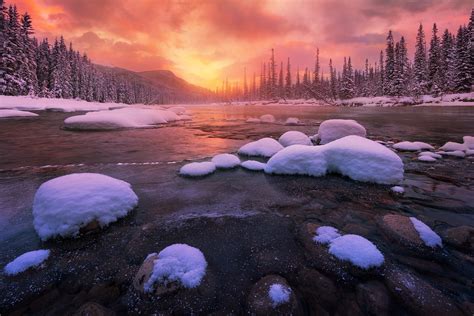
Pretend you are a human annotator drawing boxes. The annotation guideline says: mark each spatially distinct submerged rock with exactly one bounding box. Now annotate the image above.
[442,226,474,251]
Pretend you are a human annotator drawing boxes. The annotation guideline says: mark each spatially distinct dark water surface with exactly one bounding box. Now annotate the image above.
[0,105,473,313]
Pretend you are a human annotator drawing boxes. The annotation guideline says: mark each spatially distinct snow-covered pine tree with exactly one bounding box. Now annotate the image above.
[384,30,395,95]
[428,23,442,95]
[278,61,284,98]
[378,51,384,96]
[392,37,409,96]
[454,25,472,92]
[295,66,301,98]
[36,39,50,97]
[313,48,320,89]
[269,48,277,99]
[413,24,429,96]
[285,57,292,99]
[440,29,456,93]
[468,9,474,89]
[329,59,337,99]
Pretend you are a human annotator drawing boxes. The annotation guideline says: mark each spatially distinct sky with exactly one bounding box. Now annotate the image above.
[12,0,473,89]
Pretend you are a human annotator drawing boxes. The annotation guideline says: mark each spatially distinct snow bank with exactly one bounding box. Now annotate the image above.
[144,244,207,292]
[268,284,291,307]
[241,160,266,171]
[313,226,341,244]
[278,131,312,147]
[167,106,186,115]
[284,117,299,125]
[393,141,434,151]
[409,217,442,248]
[419,151,442,159]
[438,150,466,157]
[439,142,467,152]
[64,108,182,130]
[265,136,404,184]
[0,109,39,118]
[33,173,138,240]
[316,119,367,144]
[259,114,276,123]
[463,136,474,149]
[238,138,284,157]
[4,250,50,276]
[179,162,216,177]
[418,155,437,162]
[246,117,261,123]
[391,186,405,194]
[328,235,384,269]
[211,154,240,169]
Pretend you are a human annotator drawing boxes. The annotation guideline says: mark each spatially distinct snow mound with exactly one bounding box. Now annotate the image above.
[391,186,405,194]
[439,141,467,152]
[265,136,404,184]
[180,162,216,177]
[418,155,436,162]
[211,154,240,169]
[144,244,207,292]
[393,141,434,151]
[439,150,466,158]
[419,151,442,159]
[284,117,299,125]
[328,234,384,269]
[4,250,50,276]
[241,160,266,171]
[268,283,291,307]
[33,173,138,240]
[466,149,474,156]
[278,131,312,147]
[463,136,474,149]
[238,138,284,157]
[313,226,341,244]
[259,114,276,123]
[246,117,261,123]
[317,119,367,144]
[64,108,181,130]
[0,109,38,118]
[409,217,442,248]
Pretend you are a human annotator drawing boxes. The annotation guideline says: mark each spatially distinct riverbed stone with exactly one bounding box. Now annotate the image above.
[73,302,115,316]
[356,280,392,316]
[87,283,120,305]
[442,225,474,251]
[132,253,179,296]
[384,265,463,315]
[247,275,301,315]
[295,267,338,310]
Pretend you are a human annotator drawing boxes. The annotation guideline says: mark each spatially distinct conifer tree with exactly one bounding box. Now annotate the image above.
[413,24,429,96]
[285,57,292,98]
[428,23,442,95]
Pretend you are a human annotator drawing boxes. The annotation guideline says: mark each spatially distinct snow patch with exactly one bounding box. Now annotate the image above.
[418,155,437,162]
[241,160,266,171]
[179,162,216,177]
[259,114,276,123]
[393,141,434,151]
[246,117,261,123]
[0,109,38,118]
[278,131,312,147]
[328,234,384,269]
[211,154,240,169]
[390,186,405,194]
[409,217,442,248]
[463,136,474,149]
[313,226,341,244]
[284,117,299,125]
[419,152,442,159]
[439,141,467,152]
[316,119,367,144]
[439,150,466,158]
[238,138,284,157]
[4,250,50,276]
[268,283,291,307]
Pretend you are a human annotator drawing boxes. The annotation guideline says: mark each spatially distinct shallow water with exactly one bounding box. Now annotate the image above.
[0,105,473,313]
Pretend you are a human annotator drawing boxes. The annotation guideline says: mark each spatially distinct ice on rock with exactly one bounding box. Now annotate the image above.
[284,117,299,125]
[328,234,384,269]
[316,119,367,144]
[4,250,50,276]
[259,114,276,123]
[419,151,442,159]
[241,160,266,171]
[265,136,404,184]
[211,154,240,169]
[409,217,442,248]
[268,284,291,307]
[180,162,216,177]
[439,141,467,152]
[393,141,434,151]
[313,226,341,244]
[144,244,207,292]
[418,155,437,162]
[0,109,38,118]
[390,186,405,194]
[238,138,284,157]
[64,108,182,130]
[463,136,474,149]
[33,173,138,240]
[278,131,312,147]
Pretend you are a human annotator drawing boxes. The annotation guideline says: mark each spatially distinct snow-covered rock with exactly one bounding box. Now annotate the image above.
[418,155,437,162]
[313,226,341,244]
[439,150,466,158]
[259,114,276,123]
[284,117,299,125]
[64,108,182,130]
[33,173,138,240]
[4,250,50,276]
[463,136,474,149]
[390,186,405,194]
[409,217,442,248]
[393,141,434,151]
[278,131,312,147]
[143,244,207,292]
[238,138,284,157]
[0,109,39,118]
[439,141,467,152]
[328,235,384,269]
[265,136,404,184]
[241,160,266,171]
[269,283,292,307]
[316,119,367,144]
[419,151,442,159]
[211,154,240,169]
[179,162,216,177]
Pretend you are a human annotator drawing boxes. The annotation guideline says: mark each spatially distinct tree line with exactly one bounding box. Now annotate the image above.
[218,9,473,102]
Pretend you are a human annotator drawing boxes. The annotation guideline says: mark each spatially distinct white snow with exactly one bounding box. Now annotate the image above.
[313,226,341,244]
[238,138,284,157]
[241,160,266,171]
[466,149,474,156]
[0,109,39,118]
[278,131,312,147]
[268,283,291,307]
[419,151,442,159]
[179,162,216,177]
[391,186,405,194]
[64,108,182,130]
[393,141,434,151]
[418,155,437,162]
[284,117,299,125]
[439,150,466,158]
[409,217,442,248]
[211,154,240,169]
[33,173,138,240]
[463,136,474,149]
[439,141,467,152]
[265,136,404,184]
[246,117,261,123]
[328,234,384,269]
[316,119,367,144]
[4,250,50,276]
[167,106,186,115]
[259,114,276,123]
[144,244,207,292]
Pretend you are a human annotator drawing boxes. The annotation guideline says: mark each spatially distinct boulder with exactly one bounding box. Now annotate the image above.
[442,226,474,251]
[73,302,115,316]
[132,254,179,296]
[356,281,392,316]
